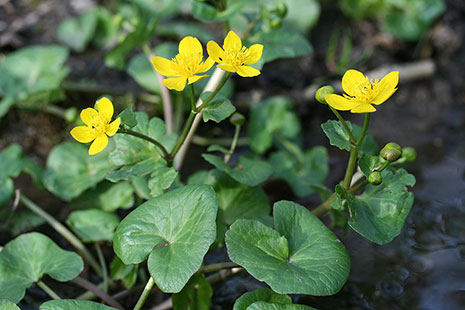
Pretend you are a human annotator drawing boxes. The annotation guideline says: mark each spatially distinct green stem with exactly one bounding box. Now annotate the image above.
[328,106,356,145]
[189,83,197,111]
[42,105,67,119]
[95,243,109,292]
[167,111,196,166]
[224,125,241,163]
[342,113,370,189]
[37,281,61,300]
[274,133,305,168]
[198,262,239,274]
[19,195,103,278]
[195,73,231,112]
[118,127,169,159]
[133,277,155,310]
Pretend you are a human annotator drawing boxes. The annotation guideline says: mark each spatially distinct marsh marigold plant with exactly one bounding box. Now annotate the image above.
[325,69,399,113]
[151,36,214,91]
[207,30,263,77]
[70,97,120,155]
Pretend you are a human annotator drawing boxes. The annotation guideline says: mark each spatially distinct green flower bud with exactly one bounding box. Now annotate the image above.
[275,2,288,17]
[230,112,245,126]
[368,171,382,185]
[65,107,78,123]
[270,18,282,29]
[402,147,417,162]
[380,142,402,162]
[315,86,335,104]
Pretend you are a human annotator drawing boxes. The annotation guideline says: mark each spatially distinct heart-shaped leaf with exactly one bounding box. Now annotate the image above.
[346,169,416,244]
[0,299,20,310]
[0,232,83,303]
[270,146,329,197]
[43,141,114,201]
[66,209,120,242]
[226,201,350,295]
[247,302,316,310]
[201,92,236,123]
[202,154,272,186]
[172,274,212,310]
[40,300,118,310]
[321,120,377,156]
[233,288,292,310]
[113,185,218,292]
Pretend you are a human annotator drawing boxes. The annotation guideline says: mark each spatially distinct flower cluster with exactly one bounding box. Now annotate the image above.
[151,30,264,91]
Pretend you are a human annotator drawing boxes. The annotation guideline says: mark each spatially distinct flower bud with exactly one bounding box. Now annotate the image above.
[402,147,416,162]
[368,171,382,185]
[230,112,245,126]
[315,86,335,104]
[65,107,78,123]
[380,142,402,162]
[275,2,288,17]
[271,18,282,29]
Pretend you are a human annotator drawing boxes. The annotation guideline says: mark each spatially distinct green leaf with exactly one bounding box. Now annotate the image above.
[270,146,329,197]
[192,0,249,22]
[358,155,383,177]
[158,21,214,43]
[71,181,134,212]
[66,209,120,242]
[321,120,377,156]
[233,288,292,310]
[6,211,45,235]
[0,45,69,117]
[247,302,316,310]
[43,141,114,201]
[248,96,300,154]
[225,201,350,295]
[172,274,213,310]
[147,163,178,197]
[0,232,83,303]
[113,185,218,293]
[0,299,20,310]
[247,28,312,69]
[202,154,272,186]
[0,178,13,208]
[118,105,138,128]
[201,92,236,123]
[207,144,231,154]
[281,0,320,33]
[40,300,118,310]
[0,144,43,184]
[347,169,416,245]
[110,256,138,289]
[56,10,98,52]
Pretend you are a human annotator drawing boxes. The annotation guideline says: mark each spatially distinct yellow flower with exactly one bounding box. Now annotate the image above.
[325,69,399,113]
[151,36,214,91]
[207,30,263,77]
[70,97,121,155]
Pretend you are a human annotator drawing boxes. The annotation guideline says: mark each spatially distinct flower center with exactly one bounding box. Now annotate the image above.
[221,46,247,67]
[352,77,380,103]
[90,118,107,136]
[172,52,203,77]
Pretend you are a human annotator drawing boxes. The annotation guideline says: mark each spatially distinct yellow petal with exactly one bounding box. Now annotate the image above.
[198,57,215,73]
[207,41,225,63]
[223,30,242,51]
[324,94,358,111]
[236,65,261,77]
[151,56,178,77]
[162,77,187,91]
[96,97,114,123]
[243,44,263,65]
[342,69,366,96]
[89,134,108,155]
[217,63,237,73]
[372,71,399,105]
[350,104,376,113]
[80,108,99,125]
[70,126,96,143]
[179,36,202,56]
[106,117,121,136]
[188,75,208,84]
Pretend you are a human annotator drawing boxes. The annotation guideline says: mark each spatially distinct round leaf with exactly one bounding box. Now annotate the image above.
[233,288,292,310]
[66,209,120,242]
[113,185,218,292]
[226,201,350,295]
[0,233,84,303]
